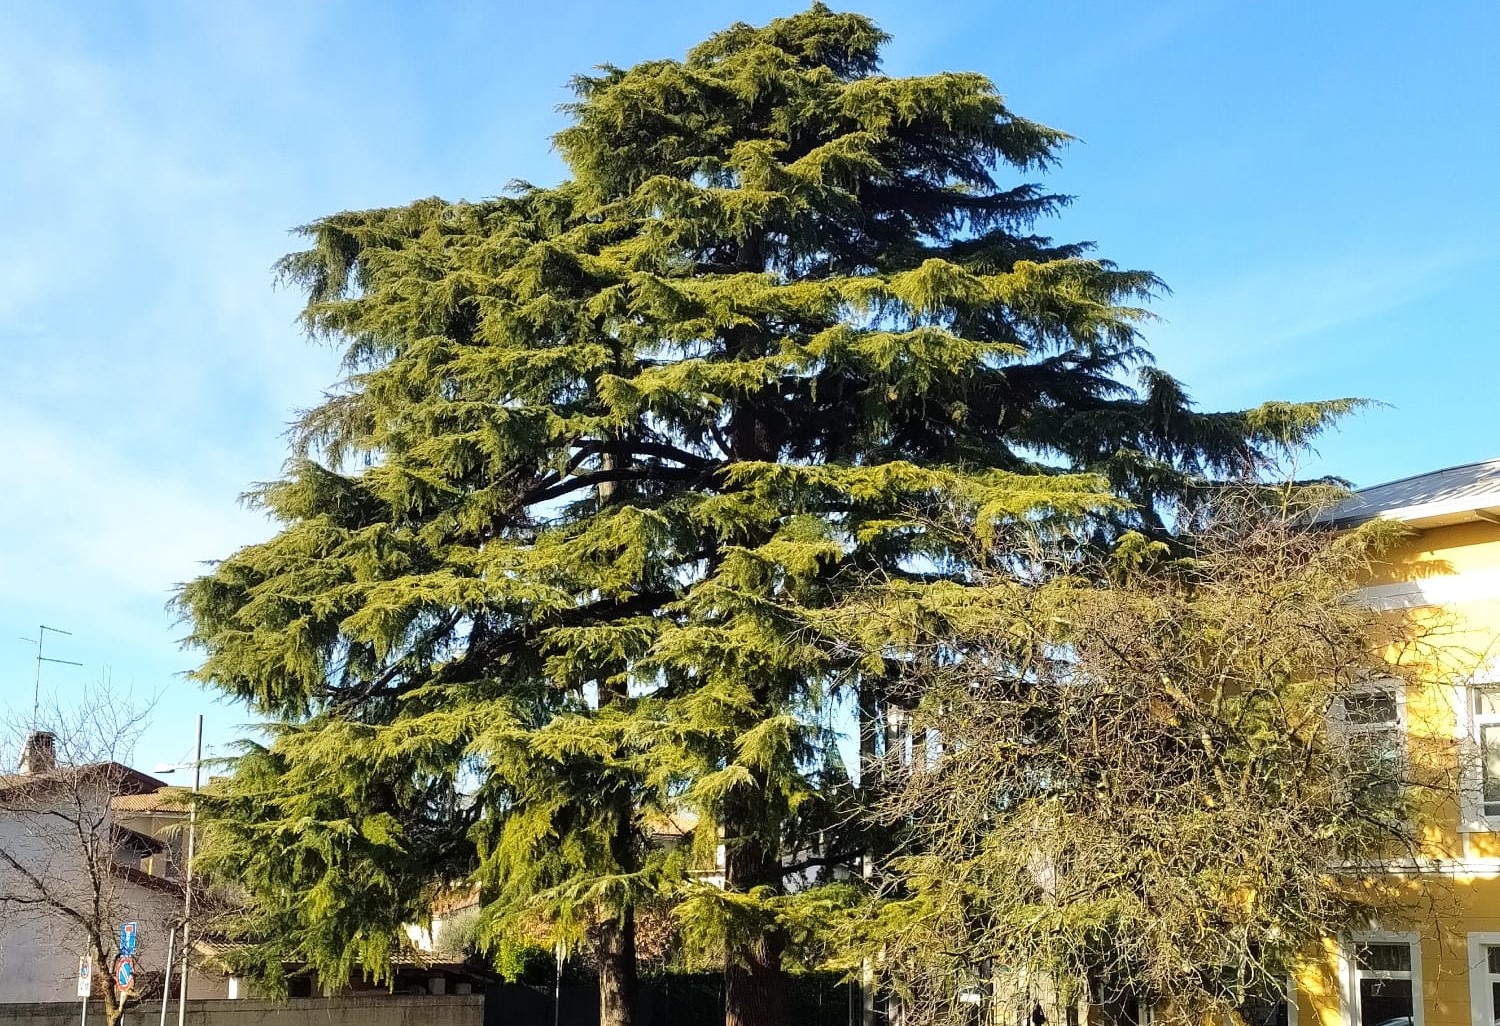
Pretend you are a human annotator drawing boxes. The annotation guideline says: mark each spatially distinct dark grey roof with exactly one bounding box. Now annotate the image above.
[1327,457,1500,525]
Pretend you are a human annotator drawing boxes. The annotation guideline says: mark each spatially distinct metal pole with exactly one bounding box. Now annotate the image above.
[32,625,44,727]
[176,715,202,1026]
[159,927,176,1026]
[78,954,90,1026]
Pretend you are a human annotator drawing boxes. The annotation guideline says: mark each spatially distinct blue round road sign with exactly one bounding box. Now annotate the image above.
[115,956,134,994]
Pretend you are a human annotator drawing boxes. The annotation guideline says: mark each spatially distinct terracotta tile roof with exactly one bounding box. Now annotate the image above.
[191,937,478,972]
[110,790,188,814]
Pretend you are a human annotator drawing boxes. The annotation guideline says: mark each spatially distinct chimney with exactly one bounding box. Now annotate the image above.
[19,731,57,775]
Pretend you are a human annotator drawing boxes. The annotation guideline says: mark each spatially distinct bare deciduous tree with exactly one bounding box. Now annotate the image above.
[837,491,1458,1026]
[0,688,172,1025]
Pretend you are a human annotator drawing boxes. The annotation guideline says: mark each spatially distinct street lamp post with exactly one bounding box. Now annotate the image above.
[178,715,202,1026]
[154,716,203,1026]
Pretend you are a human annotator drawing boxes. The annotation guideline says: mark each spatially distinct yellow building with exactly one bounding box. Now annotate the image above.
[1297,460,1500,1026]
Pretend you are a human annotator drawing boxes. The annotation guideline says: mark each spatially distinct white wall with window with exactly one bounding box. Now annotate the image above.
[1339,935,1421,1026]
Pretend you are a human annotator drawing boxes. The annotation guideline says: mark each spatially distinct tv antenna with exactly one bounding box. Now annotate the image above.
[19,625,82,727]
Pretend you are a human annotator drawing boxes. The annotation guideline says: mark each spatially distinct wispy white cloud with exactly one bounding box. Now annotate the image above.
[1146,243,1491,395]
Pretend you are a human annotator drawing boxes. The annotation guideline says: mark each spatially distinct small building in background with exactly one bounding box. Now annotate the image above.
[0,731,229,1004]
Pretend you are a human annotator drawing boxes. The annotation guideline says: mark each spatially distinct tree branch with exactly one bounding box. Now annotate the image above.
[525,464,711,506]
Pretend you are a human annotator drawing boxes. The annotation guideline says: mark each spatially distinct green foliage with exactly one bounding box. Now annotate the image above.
[493,939,554,985]
[177,2,1361,1009]
[432,906,482,960]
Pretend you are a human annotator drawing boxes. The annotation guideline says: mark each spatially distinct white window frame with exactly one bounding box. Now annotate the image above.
[1338,933,1422,1026]
[1334,677,1409,800]
[1467,933,1500,1026]
[1460,669,1500,832]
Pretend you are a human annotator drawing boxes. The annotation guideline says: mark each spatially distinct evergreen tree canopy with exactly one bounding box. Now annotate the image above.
[179,6,1358,1020]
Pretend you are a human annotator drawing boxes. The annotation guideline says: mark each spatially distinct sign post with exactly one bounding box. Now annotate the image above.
[158,927,176,1026]
[77,956,91,1026]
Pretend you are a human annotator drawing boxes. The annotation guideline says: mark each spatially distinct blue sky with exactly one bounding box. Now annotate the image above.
[1,0,1495,771]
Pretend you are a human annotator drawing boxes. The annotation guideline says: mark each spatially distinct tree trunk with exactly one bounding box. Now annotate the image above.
[725,928,789,1026]
[718,281,790,1025]
[858,681,882,1026]
[597,913,637,1026]
[95,937,123,1026]
[722,817,790,1026]
[596,656,638,1026]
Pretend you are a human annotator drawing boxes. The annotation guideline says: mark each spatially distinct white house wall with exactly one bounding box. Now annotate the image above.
[0,807,226,1003]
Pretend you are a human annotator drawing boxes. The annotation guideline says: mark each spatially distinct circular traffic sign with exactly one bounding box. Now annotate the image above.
[115,955,134,994]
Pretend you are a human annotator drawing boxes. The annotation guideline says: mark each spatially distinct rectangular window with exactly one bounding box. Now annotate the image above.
[1354,942,1415,1026]
[1473,686,1500,818]
[1348,691,1400,727]
[1485,945,1500,1026]
[1340,680,1406,801]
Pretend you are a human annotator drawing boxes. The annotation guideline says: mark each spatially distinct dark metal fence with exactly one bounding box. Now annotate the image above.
[483,972,853,1026]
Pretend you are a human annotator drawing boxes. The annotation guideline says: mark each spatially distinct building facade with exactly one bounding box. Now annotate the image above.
[1299,459,1500,1026]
